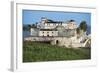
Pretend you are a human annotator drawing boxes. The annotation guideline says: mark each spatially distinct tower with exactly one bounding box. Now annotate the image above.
[41,17,47,24]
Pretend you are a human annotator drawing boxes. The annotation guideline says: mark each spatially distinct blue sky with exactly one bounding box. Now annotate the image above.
[23,10,91,26]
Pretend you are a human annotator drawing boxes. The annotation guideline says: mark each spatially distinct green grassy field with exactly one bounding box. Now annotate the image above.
[23,41,91,62]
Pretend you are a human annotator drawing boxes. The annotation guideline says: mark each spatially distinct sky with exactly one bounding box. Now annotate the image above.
[23,10,91,26]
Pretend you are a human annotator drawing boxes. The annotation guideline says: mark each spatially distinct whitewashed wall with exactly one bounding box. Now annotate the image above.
[39,30,58,36]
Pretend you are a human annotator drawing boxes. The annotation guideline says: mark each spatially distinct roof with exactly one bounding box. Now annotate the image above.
[45,19,63,23]
[40,29,57,31]
[69,20,75,22]
[46,21,63,23]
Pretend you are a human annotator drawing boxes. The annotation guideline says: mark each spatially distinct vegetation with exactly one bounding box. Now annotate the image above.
[76,28,80,34]
[23,24,37,31]
[69,20,75,22]
[79,21,87,32]
[76,21,87,34]
[23,41,91,62]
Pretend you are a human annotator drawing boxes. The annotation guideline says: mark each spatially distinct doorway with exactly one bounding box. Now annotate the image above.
[56,40,59,45]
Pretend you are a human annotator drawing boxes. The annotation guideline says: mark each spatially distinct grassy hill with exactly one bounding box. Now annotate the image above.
[23,41,91,62]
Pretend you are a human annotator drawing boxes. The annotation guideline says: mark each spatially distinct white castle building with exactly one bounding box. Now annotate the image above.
[31,17,77,37]
[25,17,91,48]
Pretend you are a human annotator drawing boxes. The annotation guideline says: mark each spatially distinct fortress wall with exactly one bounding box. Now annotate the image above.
[24,36,90,48]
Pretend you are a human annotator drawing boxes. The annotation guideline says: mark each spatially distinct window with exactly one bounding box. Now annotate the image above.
[52,32,53,36]
[47,34,49,37]
[47,32,49,37]
[47,32,49,33]
[42,31,44,36]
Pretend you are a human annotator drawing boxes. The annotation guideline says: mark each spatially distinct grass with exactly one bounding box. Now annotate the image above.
[23,41,91,62]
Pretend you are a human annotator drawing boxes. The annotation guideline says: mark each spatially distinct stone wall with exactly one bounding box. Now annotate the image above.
[24,36,90,48]
[51,37,77,48]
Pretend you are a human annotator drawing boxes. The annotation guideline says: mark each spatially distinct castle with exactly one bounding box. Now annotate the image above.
[30,17,77,37]
[24,17,91,48]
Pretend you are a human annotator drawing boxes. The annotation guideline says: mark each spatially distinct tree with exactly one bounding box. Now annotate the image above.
[32,24,37,28]
[27,24,32,31]
[76,27,80,34]
[79,21,87,32]
[23,24,30,31]
[69,20,75,22]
